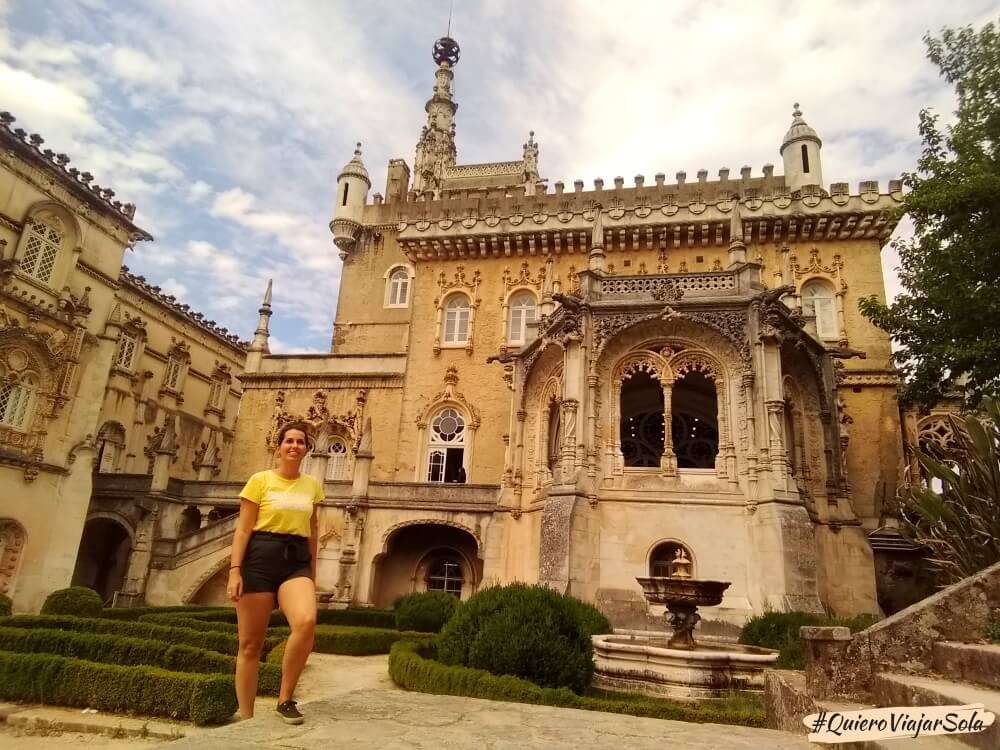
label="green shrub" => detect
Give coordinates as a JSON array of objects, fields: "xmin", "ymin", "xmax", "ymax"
[
  {"xmin": 986, "ymin": 618, "xmax": 1000, "ymax": 644},
  {"xmin": 436, "ymin": 583, "xmax": 600, "ymax": 693},
  {"xmin": 41, "ymin": 587, "xmax": 103, "ymax": 617},
  {"xmin": 388, "ymin": 640, "xmax": 765, "ymax": 727},
  {"xmin": 394, "ymin": 592, "xmax": 459, "ymax": 633},
  {"xmin": 0, "ymin": 594, "xmax": 11, "ymax": 617},
  {"xmin": 1, "ymin": 615, "xmax": 239, "ymax": 656},
  {"xmin": 0, "ymin": 626, "xmax": 280, "ymax": 695},
  {"xmin": 739, "ymin": 611, "xmax": 881, "ymax": 669},
  {"xmin": 0, "ymin": 651, "xmax": 236, "ymax": 725}
]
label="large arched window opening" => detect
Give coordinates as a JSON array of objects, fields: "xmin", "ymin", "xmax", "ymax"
[
  {"xmin": 385, "ymin": 267, "xmax": 410, "ymax": 307},
  {"xmin": 441, "ymin": 294, "xmax": 471, "ymax": 346},
  {"xmin": 801, "ymin": 280, "xmax": 837, "ymax": 341},
  {"xmin": 671, "ymin": 371, "xmax": 718, "ymax": 469},
  {"xmin": 424, "ymin": 550, "xmax": 464, "ymax": 597},
  {"xmin": 71, "ymin": 517, "xmax": 132, "ymax": 605},
  {"xmin": 620, "ymin": 370, "xmax": 665, "ymax": 468},
  {"xmin": 427, "ymin": 407, "xmax": 466, "ymax": 483},
  {"xmin": 649, "ymin": 541, "xmax": 695, "ymax": 578},
  {"xmin": 506, "ymin": 290, "xmax": 537, "ymax": 346},
  {"xmin": 20, "ymin": 217, "xmax": 64, "ymax": 285}
]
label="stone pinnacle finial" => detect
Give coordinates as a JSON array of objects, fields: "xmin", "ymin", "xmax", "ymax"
[
  {"xmin": 793, "ymin": 102, "xmax": 802, "ymax": 118},
  {"xmin": 354, "ymin": 142, "xmax": 362, "ymax": 156},
  {"xmin": 263, "ymin": 278, "xmax": 273, "ymax": 308}
]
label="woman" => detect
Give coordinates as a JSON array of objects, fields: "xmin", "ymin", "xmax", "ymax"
[{"xmin": 227, "ymin": 421, "xmax": 322, "ymax": 724}]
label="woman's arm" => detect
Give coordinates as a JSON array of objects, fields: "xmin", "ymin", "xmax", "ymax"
[
  {"xmin": 309, "ymin": 511, "xmax": 319, "ymax": 580},
  {"xmin": 227, "ymin": 498, "xmax": 259, "ymax": 602}
]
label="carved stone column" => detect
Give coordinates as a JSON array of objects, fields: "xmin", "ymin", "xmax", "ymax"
[
  {"xmin": 742, "ymin": 371, "xmax": 759, "ymax": 503},
  {"xmin": 333, "ymin": 419, "xmax": 373, "ymax": 606},
  {"xmin": 586, "ymin": 373, "xmax": 599, "ymax": 478},
  {"xmin": 766, "ymin": 399, "xmax": 790, "ymax": 490},
  {"xmin": 660, "ymin": 381, "xmax": 677, "ymax": 476},
  {"xmin": 118, "ymin": 504, "xmax": 159, "ymax": 607},
  {"xmin": 717, "ymin": 381, "xmax": 737, "ymax": 486},
  {"xmin": 559, "ymin": 398, "xmax": 579, "ymax": 481}
]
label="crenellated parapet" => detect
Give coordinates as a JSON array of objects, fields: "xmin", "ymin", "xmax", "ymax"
[{"xmin": 376, "ymin": 175, "xmax": 902, "ymax": 262}]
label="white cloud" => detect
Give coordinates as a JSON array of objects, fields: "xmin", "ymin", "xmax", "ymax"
[
  {"xmin": 210, "ymin": 188, "xmax": 301, "ymax": 234},
  {"xmin": 160, "ymin": 277, "xmax": 187, "ymax": 299},
  {"xmin": 187, "ymin": 180, "xmax": 212, "ymax": 203},
  {"xmin": 104, "ymin": 45, "xmax": 183, "ymax": 91}
]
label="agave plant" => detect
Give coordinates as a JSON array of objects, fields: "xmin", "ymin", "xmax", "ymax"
[{"xmin": 898, "ymin": 397, "xmax": 1000, "ymax": 584}]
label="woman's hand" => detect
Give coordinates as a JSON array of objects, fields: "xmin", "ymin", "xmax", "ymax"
[{"xmin": 227, "ymin": 569, "xmax": 243, "ymax": 602}]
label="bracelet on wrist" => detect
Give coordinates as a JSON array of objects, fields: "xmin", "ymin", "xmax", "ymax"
[{"xmin": 230, "ymin": 565, "xmax": 241, "ymax": 570}]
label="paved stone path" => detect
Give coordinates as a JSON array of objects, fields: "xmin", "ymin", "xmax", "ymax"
[{"xmin": 164, "ymin": 654, "xmax": 813, "ymax": 750}]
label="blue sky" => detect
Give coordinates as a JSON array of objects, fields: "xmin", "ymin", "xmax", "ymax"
[{"xmin": 1, "ymin": 1, "xmax": 995, "ymax": 351}]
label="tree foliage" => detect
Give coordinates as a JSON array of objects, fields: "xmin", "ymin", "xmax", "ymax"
[
  {"xmin": 899, "ymin": 398, "xmax": 1000, "ymax": 584},
  {"xmin": 859, "ymin": 20, "xmax": 1000, "ymax": 407}
]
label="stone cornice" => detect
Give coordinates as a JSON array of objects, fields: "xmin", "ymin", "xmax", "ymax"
[
  {"xmin": 0, "ymin": 111, "xmax": 152, "ymax": 241},
  {"xmin": 119, "ymin": 267, "xmax": 248, "ymax": 353},
  {"xmin": 238, "ymin": 373, "xmax": 404, "ymax": 390},
  {"xmin": 77, "ymin": 260, "xmax": 121, "ymax": 290},
  {"xmin": 836, "ymin": 367, "xmax": 899, "ymax": 387}
]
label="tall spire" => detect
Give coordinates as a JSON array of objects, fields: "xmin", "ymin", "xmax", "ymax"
[
  {"xmin": 588, "ymin": 204, "xmax": 606, "ymax": 272},
  {"xmin": 249, "ymin": 279, "xmax": 272, "ymax": 354},
  {"xmin": 413, "ymin": 28, "xmax": 461, "ymax": 196}
]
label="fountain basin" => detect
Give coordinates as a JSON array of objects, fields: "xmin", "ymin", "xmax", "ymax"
[{"xmin": 592, "ymin": 631, "xmax": 778, "ymax": 701}]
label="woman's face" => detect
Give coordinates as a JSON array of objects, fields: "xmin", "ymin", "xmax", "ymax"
[{"xmin": 278, "ymin": 429, "xmax": 309, "ymax": 464}]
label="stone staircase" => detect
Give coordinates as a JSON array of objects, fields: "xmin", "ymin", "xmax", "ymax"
[{"xmin": 766, "ymin": 560, "xmax": 1000, "ymax": 748}]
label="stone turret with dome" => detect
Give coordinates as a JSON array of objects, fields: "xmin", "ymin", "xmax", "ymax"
[
  {"xmin": 780, "ymin": 103, "xmax": 824, "ymax": 194},
  {"xmin": 331, "ymin": 142, "xmax": 371, "ymax": 260}
]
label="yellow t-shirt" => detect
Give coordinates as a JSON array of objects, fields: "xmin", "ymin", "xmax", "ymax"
[{"xmin": 239, "ymin": 470, "xmax": 324, "ymax": 538}]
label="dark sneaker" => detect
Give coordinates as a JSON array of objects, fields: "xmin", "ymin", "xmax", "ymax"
[{"xmin": 276, "ymin": 700, "xmax": 304, "ymax": 725}]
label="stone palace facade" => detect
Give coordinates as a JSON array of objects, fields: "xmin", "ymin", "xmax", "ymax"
[{"xmin": 0, "ymin": 35, "xmax": 951, "ymax": 622}]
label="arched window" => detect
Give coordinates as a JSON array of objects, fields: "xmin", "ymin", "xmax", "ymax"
[
  {"xmin": 96, "ymin": 422, "xmax": 126, "ymax": 473},
  {"xmin": 442, "ymin": 294, "xmax": 471, "ymax": 345},
  {"xmin": 427, "ymin": 407, "xmax": 466, "ymax": 483},
  {"xmin": 20, "ymin": 217, "xmax": 63, "ymax": 284},
  {"xmin": 620, "ymin": 370, "xmax": 664, "ymax": 468},
  {"xmin": 507, "ymin": 290, "xmax": 537, "ymax": 346},
  {"xmin": 425, "ymin": 551, "xmax": 463, "ymax": 596},
  {"xmin": 671, "ymin": 371, "xmax": 719, "ymax": 469},
  {"xmin": 327, "ymin": 438, "xmax": 348, "ymax": 480},
  {"xmin": 801, "ymin": 280, "xmax": 837, "ymax": 340},
  {"xmin": 0, "ymin": 375, "xmax": 36, "ymax": 431},
  {"xmin": 649, "ymin": 541, "xmax": 694, "ymax": 578},
  {"xmin": 386, "ymin": 267, "xmax": 410, "ymax": 307}
]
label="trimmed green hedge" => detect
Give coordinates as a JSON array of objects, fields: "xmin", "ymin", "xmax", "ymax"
[
  {"xmin": 388, "ymin": 640, "xmax": 765, "ymax": 727},
  {"xmin": 0, "ymin": 615, "xmax": 240, "ymax": 656},
  {"xmin": 41, "ymin": 587, "xmax": 103, "ymax": 617},
  {"xmin": 986, "ymin": 617, "xmax": 1000, "ymax": 644},
  {"xmin": 0, "ymin": 594, "xmax": 11, "ymax": 618},
  {"xmin": 739, "ymin": 611, "xmax": 881, "ymax": 669},
  {"xmin": 0, "ymin": 626, "xmax": 280, "ymax": 695},
  {"xmin": 99, "ymin": 605, "xmax": 230, "ymax": 621},
  {"xmin": 176, "ymin": 606, "xmax": 396, "ymax": 629},
  {"xmin": 0, "ymin": 651, "xmax": 235, "ymax": 725},
  {"xmin": 267, "ymin": 625, "xmax": 434, "ymax": 664},
  {"xmin": 394, "ymin": 592, "xmax": 458, "ymax": 633}
]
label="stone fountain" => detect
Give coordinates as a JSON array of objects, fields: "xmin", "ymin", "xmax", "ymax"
[{"xmin": 592, "ymin": 552, "xmax": 778, "ymax": 700}]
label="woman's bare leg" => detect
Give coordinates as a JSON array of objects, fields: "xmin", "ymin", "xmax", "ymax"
[
  {"xmin": 235, "ymin": 592, "xmax": 275, "ymax": 718},
  {"xmin": 276, "ymin": 575, "xmax": 317, "ymax": 702}
]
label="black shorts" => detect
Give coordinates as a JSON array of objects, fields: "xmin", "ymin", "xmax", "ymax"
[{"xmin": 242, "ymin": 531, "xmax": 312, "ymax": 595}]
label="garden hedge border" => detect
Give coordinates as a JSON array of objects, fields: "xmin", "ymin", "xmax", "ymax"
[
  {"xmin": 0, "ymin": 651, "xmax": 236, "ymax": 725},
  {"xmin": 98, "ymin": 605, "xmax": 231, "ymax": 621},
  {"xmin": 0, "ymin": 626, "xmax": 280, "ymax": 695},
  {"xmin": 267, "ymin": 626, "xmax": 433, "ymax": 664},
  {"xmin": 388, "ymin": 640, "xmax": 765, "ymax": 728},
  {"xmin": 0, "ymin": 615, "xmax": 240, "ymax": 656},
  {"xmin": 180, "ymin": 607, "xmax": 397, "ymax": 629}
]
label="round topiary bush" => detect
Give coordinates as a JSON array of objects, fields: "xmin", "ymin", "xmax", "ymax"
[
  {"xmin": 0, "ymin": 593, "xmax": 11, "ymax": 617},
  {"xmin": 394, "ymin": 591, "xmax": 459, "ymax": 633},
  {"xmin": 40, "ymin": 587, "xmax": 103, "ymax": 617},
  {"xmin": 436, "ymin": 583, "xmax": 611, "ymax": 693}
]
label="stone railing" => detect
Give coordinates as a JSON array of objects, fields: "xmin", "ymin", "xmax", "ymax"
[
  {"xmin": 598, "ymin": 272, "xmax": 738, "ymax": 301},
  {"xmin": 92, "ymin": 472, "xmax": 153, "ymax": 494}
]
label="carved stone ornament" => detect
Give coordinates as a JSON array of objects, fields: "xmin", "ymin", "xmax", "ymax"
[
  {"xmin": 415, "ymin": 365, "xmax": 482, "ymax": 430},
  {"xmin": 266, "ymin": 389, "xmax": 364, "ymax": 452}
]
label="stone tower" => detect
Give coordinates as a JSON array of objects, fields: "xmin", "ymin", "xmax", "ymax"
[{"xmin": 780, "ymin": 103, "xmax": 823, "ymax": 193}]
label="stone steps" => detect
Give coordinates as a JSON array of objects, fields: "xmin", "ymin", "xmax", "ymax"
[
  {"xmin": 873, "ymin": 672, "xmax": 1000, "ymax": 750},
  {"xmin": 932, "ymin": 642, "xmax": 1000, "ymax": 690}
]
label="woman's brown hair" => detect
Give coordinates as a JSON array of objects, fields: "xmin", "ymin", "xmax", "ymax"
[{"xmin": 275, "ymin": 421, "xmax": 313, "ymax": 451}]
